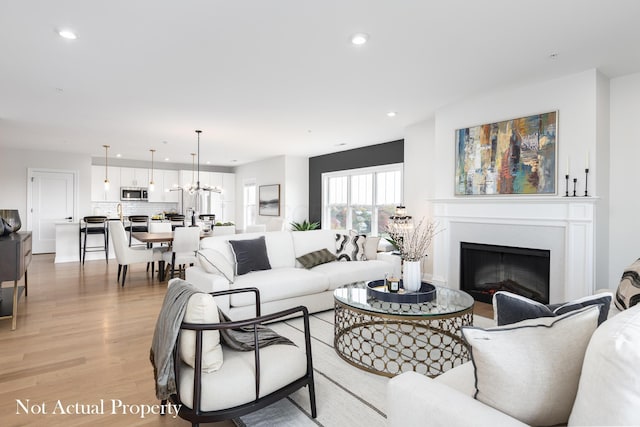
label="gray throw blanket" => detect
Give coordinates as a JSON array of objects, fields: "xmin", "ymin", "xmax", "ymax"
[
  {"xmin": 150, "ymin": 279, "xmax": 295, "ymax": 401},
  {"xmin": 150, "ymin": 279, "xmax": 201, "ymax": 400}
]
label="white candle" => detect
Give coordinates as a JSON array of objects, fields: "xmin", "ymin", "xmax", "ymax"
[
  {"xmin": 586, "ymin": 152, "xmax": 589, "ymax": 169},
  {"xmin": 566, "ymin": 158, "xmax": 570, "ymax": 176}
]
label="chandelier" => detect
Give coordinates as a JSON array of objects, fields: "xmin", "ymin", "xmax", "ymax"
[{"xmin": 183, "ymin": 129, "xmax": 222, "ymax": 195}]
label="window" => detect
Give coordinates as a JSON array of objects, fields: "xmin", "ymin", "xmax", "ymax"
[
  {"xmin": 322, "ymin": 164, "xmax": 402, "ymax": 236},
  {"xmin": 243, "ymin": 181, "xmax": 257, "ymax": 227}
]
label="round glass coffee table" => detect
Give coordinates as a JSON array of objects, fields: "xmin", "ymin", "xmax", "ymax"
[{"xmin": 334, "ymin": 282, "xmax": 474, "ymax": 377}]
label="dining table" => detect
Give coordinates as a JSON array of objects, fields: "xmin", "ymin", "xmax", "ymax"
[{"xmin": 131, "ymin": 230, "xmax": 208, "ymax": 281}]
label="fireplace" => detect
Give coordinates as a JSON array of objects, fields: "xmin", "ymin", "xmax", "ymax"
[{"xmin": 460, "ymin": 242, "xmax": 550, "ymax": 304}]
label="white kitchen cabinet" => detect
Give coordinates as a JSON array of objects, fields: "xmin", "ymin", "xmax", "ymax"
[
  {"xmin": 148, "ymin": 169, "xmax": 181, "ymax": 203},
  {"xmin": 120, "ymin": 167, "xmax": 149, "ymax": 188},
  {"xmin": 91, "ymin": 165, "xmax": 121, "ymax": 201},
  {"xmin": 222, "ymin": 201, "xmax": 235, "ymax": 223},
  {"xmin": 209, "ymin": 172, "xmax": 223, "ymax": 189},
  {"xmin": 222, "ymin": 173, "xmax": 235, "ymax": 201}
]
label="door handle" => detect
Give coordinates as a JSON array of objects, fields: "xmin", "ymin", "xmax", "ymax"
[{"xmin": 65, "ymin": 216, "xmax": 73, "ymax": 221}]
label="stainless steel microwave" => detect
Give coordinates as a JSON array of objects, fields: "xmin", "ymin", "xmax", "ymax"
[{"xmin": 120, "ymin": 187, "xmax": 148, "ymax": 201}]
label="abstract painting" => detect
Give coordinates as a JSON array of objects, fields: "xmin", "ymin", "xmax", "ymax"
[
  {"xmin": 455, "ymin": 111, "xmax": 557, "ymax": 195},
  {"xmin": 259, "ymin": 184, "xmax": 280, "ymax": 216}
]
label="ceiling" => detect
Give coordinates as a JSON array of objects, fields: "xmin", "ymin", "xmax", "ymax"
[{"xmin": 1, "ymin": 0, "xmax": 639, "ymax": 166}]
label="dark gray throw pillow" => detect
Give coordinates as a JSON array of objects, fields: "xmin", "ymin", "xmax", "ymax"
[
  {"xmin": 493, "ymin": 291, "xmax": 611, "ymax": 326},
  {"xmin": 297, "ymin": 248, "xmax": 336, "ymax": 269},
  {"xmin": 228, "ymin": 236, "xmax": 271, "ymax": 276}
]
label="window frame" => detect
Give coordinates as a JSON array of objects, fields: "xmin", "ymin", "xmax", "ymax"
[
  {"xmin": 243, "ymin": 180, "xmax": 257, "ymax": 228},
  {"xmin": 321, "ymin": 163, "xmax": 403, "ymax": 236}
]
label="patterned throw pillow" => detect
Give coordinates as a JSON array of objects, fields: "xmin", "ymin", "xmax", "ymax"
[
  {"xmin": 296, "ymin": 248, "xmax": 337, "ymax": 269},
  {"xmin": 615, "ymin": 258, "xmax": 640, "ymax": 310},
  {"xmin": 335, "ymin": 233, "xmax": 366, "ymax": 261}
]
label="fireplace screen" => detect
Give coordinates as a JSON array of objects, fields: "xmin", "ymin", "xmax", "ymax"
[{"xmin": 460, "ymin": 242, "xmax": 550, "ymax": 304}]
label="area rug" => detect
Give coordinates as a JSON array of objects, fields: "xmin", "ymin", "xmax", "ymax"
[{"xmin": 233, "ymin": 310, "xmax": 493, "ymax": 427}]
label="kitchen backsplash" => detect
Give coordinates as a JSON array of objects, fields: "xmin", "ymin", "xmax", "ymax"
[{"xmin": 90, "ymin": 201, "xmax": 179, "ymax": 219}]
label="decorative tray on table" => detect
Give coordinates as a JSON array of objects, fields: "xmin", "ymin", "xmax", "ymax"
[{"xmin": 366, "ymin": 280, "xmax": 436, "ymax": 304}]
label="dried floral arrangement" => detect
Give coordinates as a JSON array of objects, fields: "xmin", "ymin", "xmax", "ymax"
[{"xmin": 386, "ymin": 218, "xmax": 441, "ymax": 261}]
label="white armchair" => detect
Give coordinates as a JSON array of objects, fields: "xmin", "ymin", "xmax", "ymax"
[{"xmin": 109, "ymin": 221, "xmax": 164, "ymax": 286}]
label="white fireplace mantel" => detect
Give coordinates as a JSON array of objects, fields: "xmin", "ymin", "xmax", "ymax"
[{"xmin": 430, "ymin": 197, "xmax": 598, "ymax": 303}]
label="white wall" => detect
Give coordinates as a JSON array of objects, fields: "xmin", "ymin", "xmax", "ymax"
[
  {"xmin": 609, "ymin": 71, "xmax": 640, "ymax": 286},
  {"xmin": 233, "ymin": 156, "xmax": 286, "ymax": 231},
  {"xmin": 0, "ymin": 147, "xmax": 93, "ymax": 227},
  {"xmin": 403, "ymin": 69, "xmax": 614, "ymax": 287},
  {"xmin": 284, "ymin": 156, "xmax": 309, "ymax": 227}
]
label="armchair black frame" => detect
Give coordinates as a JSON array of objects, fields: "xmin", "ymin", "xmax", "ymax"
[{"xmin": 164, "ymin": 288, "xmax": 316, "ymax": 427}]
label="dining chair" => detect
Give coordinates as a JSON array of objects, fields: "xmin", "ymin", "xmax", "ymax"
[
  {"xmin": 125, "ymin": 215, "xmax": 149, "ymax": 247},
  {"xmin": 167, "ymin": 214, "xmax": 186, "ymax": 230},
  {"xmin": 109, "ymin": 221, "xmax": 165, "ymax": 286},
  {"xmin": 79, "ymin": 216, "xmax": 109, "ymax": 265},
  {"xmin": 163, "ymin": 226, "xmax": 200, "ymax": 279}
]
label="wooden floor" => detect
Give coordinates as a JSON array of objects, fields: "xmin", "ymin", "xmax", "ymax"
[{"xmin": 0, "ymin": 254, "xmax": 493, "ymax": 427}]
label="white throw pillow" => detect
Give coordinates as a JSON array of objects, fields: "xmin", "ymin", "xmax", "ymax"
[
  {"xmin": 197, "ymin": 248, "xmax": 234, "ymax": 282},
  {"xmin": 364, "ymin": 236, "xmax": 380, "ymax": 260},
  {"xmin": 179, "ymin": 293, "xmax": 224, "ymax": 373},
  {"xmin": 568, "ymin": 304, "xmax": 640, "ymax": 426},
  {"xmin": 462, "ymin": 305, "xmax": 599, "ymax": 426}
]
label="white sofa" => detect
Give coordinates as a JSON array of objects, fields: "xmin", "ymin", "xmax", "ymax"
[
  {"xmin": 387, "ymin": 302, "xmax": 640, "ymax": 427},
  {"xmin": 186, "ymin": 230, "xmax": 401, "ymax": 320}
]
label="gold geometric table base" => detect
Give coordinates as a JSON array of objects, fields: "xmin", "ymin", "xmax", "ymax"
[{"xmin": 334, "ymin": 301, "xmax": 473, "ymax": 378}]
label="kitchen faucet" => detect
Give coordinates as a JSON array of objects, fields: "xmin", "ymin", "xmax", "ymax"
[{"xmin": 116, "ymin": 203, "xmax": 123, "ymax": 221}]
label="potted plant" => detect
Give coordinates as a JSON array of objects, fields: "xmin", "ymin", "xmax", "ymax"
[{"xmin": 290, "ymin": 220, "xmax": 320, "ymax": 231}]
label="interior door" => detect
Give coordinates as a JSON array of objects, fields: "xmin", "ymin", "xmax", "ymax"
[{"xmin": 30, "ymin": 170, "xmax": 75, "ymax": 254}]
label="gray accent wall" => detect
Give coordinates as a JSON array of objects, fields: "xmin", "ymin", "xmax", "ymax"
[{"xmin": 308, "ymin": 140, "xmax": 404, "ymax": 225}]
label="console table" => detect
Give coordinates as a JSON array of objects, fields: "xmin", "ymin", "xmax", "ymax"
[{"xmin": 0, "ymin": 232, "xmax": 32, "ymax": 330}]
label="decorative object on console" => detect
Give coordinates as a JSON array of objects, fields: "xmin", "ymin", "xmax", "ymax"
[
  {"xmin": 564, "ymin": 174, "xmax": 569, "ymax": 197},
  {"xmin": 584, "ymin": 168, "xmax": 589, "ymax": 196},
  {"xmin": 492, "ymin": 291, "xmax": 612, "ymax": 326},
  {"xmin": 0, "ymin": 209, "xmax": 21, "ymax": 236},
  {"xmin": 259, "ymin": 184, "xmax": 281, "ymax": 216},
  {"xmin": 335, "ymin": 233, "xmax": 366, "ymax": 261},
  {"xmin": 455, "ymin": 111, "xmax": 557, "ymax": 195},
  {"xmin": 228, "ymin": 236, "xmax": 272, "ymax": 275},
  {"xmin": 462, "ymin": 305, "xmax": 600, "ymax": 426},
  {"xmin": 573, "ymin": 177, "xmax": 577, "ymax": 196},
  {"xmin": 614, "ymin": 258, "xmax": 640, "ymax": 310}
]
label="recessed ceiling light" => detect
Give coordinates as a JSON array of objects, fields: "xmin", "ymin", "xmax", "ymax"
[
  {"xmin": 162, "ymin": 140, "xmax": 168, "ymax": 145},
  {"xmin": 58, "ymin": 29, "xmax": 77, "ymax": 40},
  {"xmin": 231, "ymin": 160, "xmax": 238, "ymax": 163},
  {"xmin": 164, "ymin": 158, "xmax": 170, "ymax": 161},
  {"xmin": 387, "ymin": 111, "xmax": 397, "ymax": 117},
  {"xmin": 351, "ymin": 33, "xmax": 369, "ymax": 45},
  {"xmin": 116, "ymin": 153, "xmax": 122, "ymax": 158},
  {"xmin": 335, "ymin": 142, "xmax": 347, "ymax": 147},
  {"xmin": 206, "ymin": 161, "xmax": 211, "ymax": 165},
  {"xmin": 549, "ymin": 52, "xmax": 559, "ymax": 60}
]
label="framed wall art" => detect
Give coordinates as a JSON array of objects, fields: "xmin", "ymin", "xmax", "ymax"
[
  {"xmin": 259, "ymin": 184, "xmax": 281, "ymax": 216},
  {"xmin": 455, "ymin": 111, "xmax": 557, "ymax": 196}
]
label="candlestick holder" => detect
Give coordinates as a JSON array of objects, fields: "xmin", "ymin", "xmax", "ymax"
[
  {"xmin": 564, "ymin": 174, "xmax": 569, "ymax": 197},
  {"xmin": 584, "ymin": 168, "xmax": 589, "ymax": 197},
  {"xmin": 572, "ymin": 178, "xmax": 577, "ymax": 197}
]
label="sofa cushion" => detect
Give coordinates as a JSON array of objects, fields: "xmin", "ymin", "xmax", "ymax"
[
  {"xmin": 568, "ymin": 304, "xmax": 640, "ymax": 426},
  {"xmin": 296, "ymin": 248, "xmax": 337, "ymax": 269},
  {"xmin": 197, "ymin": 248, "xmax": 234, "ymax": 282},
  {"xmin": 335, "ymin": 233, "xmax": 366, "ymax": 261},
  {"xmin": 229, "ymin": 268, "xmax": 329, "ymax": 307},
  {"xmin": 291, "ymin": 230, "xmax": 337, "ymax": 267},
  {"xmin": 180, "ymin": 292, "xmax": 224, "ymax": 373},
  {"xmin": 200, "ymin": 231, "xmax": 295, "ymax": 270},
  {"xmin": 493, "ymin": 291, "xmax": 611, "ymax": 326},
  {"xmin": 364, "ymin": 236, "xmax": 380, "ymax": 260},
  {"xmin": 311, "ymin": 259, "xmax": 390, "ymax": 290},
  {"xmin": 228, "ymin": 236, "xmax": 272, "ymax": 276},
  {"xmin": 614, "ymin": 258, "xmax": 640, "ymax": 310},
  {"xmin": 178, "ymin": 342, "xmax": 307, "ymax": 411},
  {"xmin": 462, "ymin": 305, "xmax": 599, "ymax": 427}
]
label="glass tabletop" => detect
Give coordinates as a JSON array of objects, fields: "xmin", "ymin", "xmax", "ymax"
[{"xmin": 334, "ymin": 282, "xmax": 474, "ymax": 317}]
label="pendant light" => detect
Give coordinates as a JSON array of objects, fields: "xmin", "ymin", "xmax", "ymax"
[
  {"xmin": 183, "ymin": 130, "xmax": 221, "ymax": 195},
  {"xmin": 149, "ymin": 149, "xmax": 156, "ymax": 192},
  {"xmin": 103, "ymin": 145, "xmax": 110, "ymax": 191}
]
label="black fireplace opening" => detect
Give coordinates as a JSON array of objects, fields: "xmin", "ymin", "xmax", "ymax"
[{"xmin": 460, "ymin": 242, "xmax": 550, "ymax": 304}]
